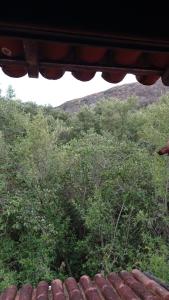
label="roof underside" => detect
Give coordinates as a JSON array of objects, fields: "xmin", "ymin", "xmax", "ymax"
[
  {"xmin": 1, "ymin": 269, "xmax": 169, "ymax": 300},
  {"xmin": 1, "ymin": 8, "xmax": 169, "ymax": 85}
]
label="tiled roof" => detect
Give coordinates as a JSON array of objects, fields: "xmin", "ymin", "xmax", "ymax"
[
  {"xmin": 1, "ymin": 5, "xmax": 169, "ymax": 86},
  {"xmin": 1, "ymin": 10, "xmax": 169, "ymax": 87},
  {"xmin": 1, "ymin": 34, "xmax": 169, "ymax": 86},
  {"xmin": 1, "ymin": 269, "xmax": 169, "ymax": 300}
]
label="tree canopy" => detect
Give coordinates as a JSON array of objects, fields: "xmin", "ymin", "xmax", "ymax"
[{"xmin": 1, "ymin": 94, "xmax": 169, "ymax": 290}]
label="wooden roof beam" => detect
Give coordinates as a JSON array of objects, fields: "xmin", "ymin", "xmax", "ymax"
[{"xmin": 23, "ymin": 40, "xmax": 39, "ymax": 78}]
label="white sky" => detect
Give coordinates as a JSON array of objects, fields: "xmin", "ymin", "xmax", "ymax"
[{"xmin": 0, "ymin": 69, "xmax": 136, "ymax": 107}]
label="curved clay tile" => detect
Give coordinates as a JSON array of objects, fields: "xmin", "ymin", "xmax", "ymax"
[
  {"xmin": 65, "ymin": 277, "xmax": 82, "ymax": 299},
  {"xmin": 40, "ymin": 67, "xmax": 65, "ymax": 79},
  {"xmin": 36, "ymin": 281, "xmax": 48, "ymax": 300},
  {"xmin": 132, "ymin": 269, "xmax": 169, "ymax": 299},
  {"xmin": 79, "ymin": 275, "xmax": 93, "ymax": 291},
  {"xmin": 102, "ymin": 71, "xmax": 126, "ymax": 83},
  {"xmin": 94, "ymin": 274, "xmax": 120, "ymax": 300},
  {"xmin": 2, "ymin": 286, "xmax": 17, "ymax": 300},
  {"xmin": 77, "ymin": 46, "xmax": 106, "ymax": 63},
  {"xmin": 108, "ymin": 272, "xmax": 140, "ymax": 300},
  {"xmin": 136, "ymin": 74, "xmax": 159, "ymax": 85},
  {"xmin": 40, "ymin": 42, "xmax": 70, "ymax": 60},
  {"xmin": 0, "ymin": 38, "xmax": 23, "ymax": 57},
  {"xmin": 72, "ymin": 70, "xmax": 95, "ymax": 81},
  {"xmin": 120, "ymin": 271, "xmax": 158, "ymax": 300},
  {"xmin": 147, "ymin": 53, "xmax": 169, "ymax": 68},
  {"xmin": 157, "ymin": 141, "xmax": 169, "ymax": 155},
  {"xmin": 2, "ymin": 65, "xmax": 27, "ymax": 77},
  {"xmin": 113, "ymin": 49, "xmax": 141, "ymax": 65},
  {"xmin": 51, "ymin": 279, "xmax": 65, "ymax": 300},
  {"xmin": 79, "ymin": 275, "xmax": 101, "ymax": 300},
  {"xmin": 19, "ymin": 284, "xmax": 33, "ymax": 300},
  {"xmin": 1, "ymin": 269, "xmax": 169, "ymax": 300}
]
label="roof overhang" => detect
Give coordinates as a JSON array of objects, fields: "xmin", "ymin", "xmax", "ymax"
[{"xmin": 0, "ymin": 7, "xmax": 169, "ymax": 85}]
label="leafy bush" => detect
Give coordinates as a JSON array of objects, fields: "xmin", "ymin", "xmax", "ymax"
[{"xmin": 1, "ymin": 95, "xmax": 169, "ymax": 290}]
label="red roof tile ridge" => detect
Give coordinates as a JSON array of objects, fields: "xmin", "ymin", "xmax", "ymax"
[
  {"xmin": 51, "ymin": 279, "xmax": 65, "ymax": 300},
  {"xmin": 119, "ymin": 270, "xmax": 160, "ymax": 299},
  {"xmin": 0, "ymin": 37, "xmax": 168, "ymax": 85},
  {"xmin": 65, "ymin": 277, "xmax": 83, "ymax": 299},
  {"xmin": 1, "ymin": 269, "xmax": 169, "ymax": 300},
  {"xmin": 1, "ymin": 285, "xmax": 17, "ymax": 300},
  {"xmin": 36, "ymin": 281, "xmax": 48, "ymax": 300},
  {"xmin": 94, "ymin": 273, "xmax": 120, "ymax": 300},
  {"xmin": 132, "ymin": 269, "xmax": 169, "ymax": 300},
  {"xmin": 107, "ymin": 272, "xmax": 140, "ymax": 300},
  {"xmin": 79, "ymin": 274, "xmax": 102, "ymax": 300},
  {"xmin": 19, "ymin": 284, "xmax": 33, "ymax": 300}
]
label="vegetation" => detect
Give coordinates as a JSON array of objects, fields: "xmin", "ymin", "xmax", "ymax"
[{"xmin": 1, "ymin": 92, "xmax": 169, "ymax": 290}]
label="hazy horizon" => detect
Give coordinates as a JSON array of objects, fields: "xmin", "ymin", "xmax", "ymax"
[{"xmin": 0, "ymin": 70, "xmax": 136, "ymax": 107}]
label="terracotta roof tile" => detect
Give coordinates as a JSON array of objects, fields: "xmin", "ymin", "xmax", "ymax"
[
  {"xmin": 119, "ymin": 271, "xmax": 160, "ymax": 299},
  {"xmin": 19, "ymin": 284, "xmax": 33, "ymax": 300},
  {"xmin": 36, "ymin": 282, "xmax": 48, "ymax": 300},
  {"xmin": 1, "ymin": 285, "xmax": 17, "ymax": 300},
  {"xmin": 80, "ymin": 275, "xmax": 102, "ymax": 300},
  {"xmin": 108, "ymin": 272, "xmax": 140, "ymax": 300},
  {"xmin": 1, "ymin": 269, "xmax": 169, "ymax": 300},
  {"xmin": 0, "ymin": 36, "xmax": 169, "ymax": 85},
  {"xmin": 132, "ymin": 269, "xmax": 169, "ymax": 300},
  {"xmin": 51, "ymin": 279, "xmax": 65, "ymax": 300}
]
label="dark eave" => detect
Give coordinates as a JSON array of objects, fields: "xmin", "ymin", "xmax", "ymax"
[{"xmin": 0, "ymin": 7, "xmax": 169, "ymax": 85}]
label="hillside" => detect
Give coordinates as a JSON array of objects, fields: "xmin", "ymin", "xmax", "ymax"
[{"xmin": 57, "ymin": 79, "xmax": 169, "ymax": 113}]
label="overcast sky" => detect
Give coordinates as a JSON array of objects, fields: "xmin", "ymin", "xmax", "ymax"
[{"xmin": 0, "ymin": 70, "xmax": 136, "ymax": 107}]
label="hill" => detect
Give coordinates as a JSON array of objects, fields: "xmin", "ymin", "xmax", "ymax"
[{"xmin": 57, "ymin": 79, "xmax": 169, "ymax": 113}]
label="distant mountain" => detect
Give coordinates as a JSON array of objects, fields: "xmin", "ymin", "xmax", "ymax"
[{"xmin": 57, "ymin": 80, "xmax": 169, "ymax": 113}]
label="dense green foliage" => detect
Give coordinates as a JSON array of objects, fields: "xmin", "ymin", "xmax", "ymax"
[{"xmin": 1, "ymin": 94, "xmax": 169, "ymax": 290}]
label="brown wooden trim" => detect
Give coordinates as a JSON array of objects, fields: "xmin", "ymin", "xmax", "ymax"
[
  {"xmin": 23, "ymin": 40, "xmax": 39, "ymax": 78},
  {"xmin": 0, "ymin": 58, "xmax": 163, "ymax": 76},
  {"xmin": 1, "ymin": 22, "xmax": 169, "ymax": 53}
]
